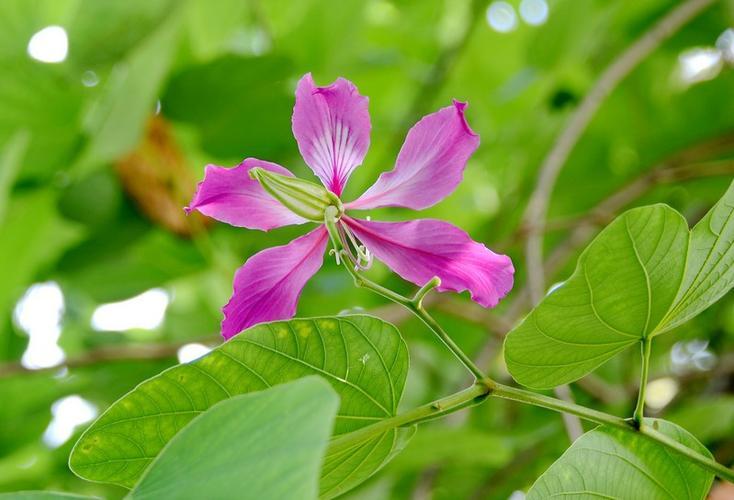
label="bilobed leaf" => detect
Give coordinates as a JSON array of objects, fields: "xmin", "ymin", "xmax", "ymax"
[
  {"xmin": 661, "ymin": 181, "xmax": 734, "ymax": 331},
  {"xmin": 129, "ymin": 377, "xmax": 338, "ymax": 500},
  {"xmin": 505, "ymin": 204, "xmax": 688, "ymax": 389},
  {"xmin": 505, "ymin": 180, "xmax": 734, "ymax": 389},
  {"xmin": 69, "ymin": 315, "xmax": 409, "ymax": 495},
  {"xmin": 528, "ymin": 419, "xmax": 714, "ymax": 500}
]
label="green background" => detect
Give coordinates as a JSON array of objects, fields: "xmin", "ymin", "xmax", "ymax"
[{"xmin": 1, "ymin": 0, "xmax": 733, "ymax": 498}]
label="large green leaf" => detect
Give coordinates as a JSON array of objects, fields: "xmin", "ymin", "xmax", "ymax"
[
  {"xmin": 527, "ymin": 419, "xmax": 714, "ymax": 499},
  {"xmin": 661, "ymin": 180, "xmax": 734, "ymax": 331},
  {"xmin": 69, "ymin": 315, "xmax": 409, "ymax": 494},
  {"xmin": 505, "ymin": 204, "xmax": 688, "ymax": 388},
  {"xmin": 505, "ymin": 181, "xmax": 734, "ymax": 389},
  {"xmin": 129, "ymin": 377, "xmax": 338, "ymax": 500}
]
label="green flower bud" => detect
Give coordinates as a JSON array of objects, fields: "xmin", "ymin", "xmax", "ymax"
[{"xmin": 249, "ymin": 167, "xmax": 343, "ymax": 222}]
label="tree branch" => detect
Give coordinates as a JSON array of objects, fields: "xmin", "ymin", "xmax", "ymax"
[{"xmin": 523, "ymin": 0, "xmax": 716, "ymax": 305}]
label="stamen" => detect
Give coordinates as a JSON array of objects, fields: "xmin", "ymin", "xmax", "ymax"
[
  {"xmin": 328, "ymin": 248, "xmax": 342, "ymax": 266},
  {"xmin": 337, "ymin": 221, "xmax": 373, "ymax": 271}
]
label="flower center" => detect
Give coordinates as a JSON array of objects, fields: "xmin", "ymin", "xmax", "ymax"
[
  {"xmin": 337, "ymin": 220, "xmax": 373, "ymax": 270},
  {"xmin": 250, "ymin": 167, "xmax": 344, "ymax": 222}
]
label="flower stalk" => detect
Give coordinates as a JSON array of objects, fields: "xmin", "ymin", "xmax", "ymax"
[
  {"xmin": 324, "ymin": 207, "xmax": 487, "ymax": 380},
  {"xmin": 325, "ymin": 206, "xmax": 734, "ymax": 482}
]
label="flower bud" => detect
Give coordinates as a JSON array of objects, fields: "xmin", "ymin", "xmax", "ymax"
[{"xmin": 249, "ymin": 167, "xmax": 343, "ymax": 222}]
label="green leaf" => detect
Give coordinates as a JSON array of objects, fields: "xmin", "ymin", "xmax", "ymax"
[
  {"xmin": 0, "ymin": 190, "xmax": 83, "ymax": 358},
  {"xmin": 161, "ymin": 55, "xmax": 294, "ymax": 159},
  {"xmin": 67, "ymin": 0, "xmax": 176, "ymax": 68},
  {"xmin": 505, "ymin": 181, "xmax": 734, "ymax": 389},
  {"xmin": 73, "ymin": 6, "xmax": 183, "ymax": 175},
  {"xmin": 320, "ymin": 426, "xmax": 415, "ymax": 499},
  {"xmin": 69, "ymin": 315, "xmax": 409, "ymax": 494},
  {"xmin": 0, "ymin": 131, "xmax": 30, "ymax": 223},
  {"xmin": 184, "ymin": 0, "xmax": 247, "ymax": 60},
  {"xmin": 661, "ymin": 181, "xmax": 734, "ymax": 331},
  {"xmin": 129, "ymin": 377, "xmax": 338, "ymax": 500},
  {"xmin": 0, "ymin": 62, "xmax": 84, "ymax": 179},
  {"xmin": 389, "ymin": 427, "xmax": 513, "ymax": 470},
  {"xmin": 668, "ymin": 396, "xmax": 734, "ymax": 444},
  {"xmin": 527, "ymin": 419, "xmax": 714, "ymax": 500},
  {"xmin": 504, "ymin": 204, "xmax": 689, "ymax": 389}
]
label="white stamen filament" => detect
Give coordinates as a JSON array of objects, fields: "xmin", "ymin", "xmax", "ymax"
[{"xmin": 337, "ymin": 221, "xmax": 373, "ymax": 271}]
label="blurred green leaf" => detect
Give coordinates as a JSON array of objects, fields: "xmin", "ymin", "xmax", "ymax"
[
  {"xmin": 161, "ymin": 55, "xmax": 294, "ymax": 159},
  {"xmin": 57, "ymin": 171, "xmax": 123, "ymax": 228},
  {"xmin": 74, "ymin": 7, "xmax": 183, "ymax": 175},
  {"xmin": 70, "ymin": 316, "xmax": 408, "ymax": 493},
  {"xmin": 57, "ymin": 228, "xmax": 205, "ymax": 303},
  {"xmin": 389, "ymin": 427, "xmax": 512, "ymax": 470},
  {"xmin": 0, "ymin": 131, "xmax": 30, "ymax": 223},
  {"xmin": 184, "ymin": 0, "xmax": 247, "ymax": 60},
  {"xmin": 528, "ymin": 419, "xmax": 713, "ymax": 499},
  {"xmin": 0, "ymin": 492, "xmax": 97, "ymax": 499},
  {"xmin": 67, "ymin": 0, "xmax": 175, "ymax": 68},
  {"xmin": 668, "ymin": 396, "xmax": 734, "ymax": 444},
  {"xmin": 0, "ymin": 190, "xmax": 83, "ymax": 357},
  {"xmin": 0, "ymin": 63, "xmax": 84, "ymax": 179},
  {"xmin": 129, "ymin": 377, "xmax": 338, "ymax": 500}
]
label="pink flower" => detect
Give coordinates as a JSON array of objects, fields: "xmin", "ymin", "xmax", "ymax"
[{"xmin": 187, "ymin": 74, "xmax": 514, "ymax": 340}]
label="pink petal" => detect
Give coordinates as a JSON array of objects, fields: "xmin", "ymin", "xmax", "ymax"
[
  {"xmin": 344, "ymin": 217, "xmax": 513, "ymax": 308},
  {"xmin": 292, "ymin": 73, "xmax": 370, "ymax": 196},
  {"xmin": 348, "ymin": 101, "xmax": 479, "ymax": 210},
  {"xmin": 222, "ymin": 226, "xmax": 328, "ymax": 339},
  {"xmin": 186, "ymin": 159, "xmax": 307, "ymax": 231}
]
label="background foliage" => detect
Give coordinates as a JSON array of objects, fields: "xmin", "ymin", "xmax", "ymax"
[{"xmin": 1, "ymin": 0, "xmax": 733, "ymax": 498}]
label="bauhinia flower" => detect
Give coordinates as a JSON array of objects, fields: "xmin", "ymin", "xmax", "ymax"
[{"xmin": 186, "ymin": 74, "xmax": 514, "ymax": 340}]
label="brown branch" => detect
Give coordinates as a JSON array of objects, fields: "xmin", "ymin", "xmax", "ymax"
[
  {"xmin": 0, "ymin": 336, "xmax": 217, "ymax": 379},
  {"xmin": 0, "ymin": 302, "xmax": 421, "ymax": 379},
  {"xmin": 522, "ymin": 0, "xmax": 716, "ymax": 305}
]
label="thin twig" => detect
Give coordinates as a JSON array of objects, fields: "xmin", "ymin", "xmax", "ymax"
[
  {"xmin": 518, "ymin": 0, "xmax": 715, "ymax": 440},
  {"xmin": 523, "ymin": 0, "xmax": 716, "ymax": 304}
]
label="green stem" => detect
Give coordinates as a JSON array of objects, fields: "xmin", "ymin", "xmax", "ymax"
[
  {"xmin": 492, "ymin": 382, "xmax": 734, "ymax": 483},
  {"xmin": 323, "ymin": 207, "xmax": 734, "ymax": 483},
  {"xmin": 633, "ymin": 336, "xmax": 652, "ymax": 426},
  {"xmin": 324, "ymin": 208, "xmax": 486, "ymax": 380},
  {"xmin": 328, "ymin": 383, "xmax": 490, "ymax": 455},
  {"xmin": 408, "ymin": 301, "xmax": 487, "ymax": 380}
]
